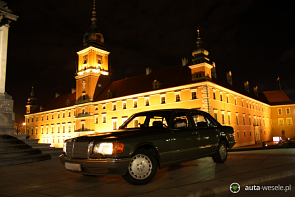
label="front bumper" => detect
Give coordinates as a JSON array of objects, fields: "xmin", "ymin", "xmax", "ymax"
[{"xmin": 59, "ymin": 154, "xmax": 130, "ymax": 176}]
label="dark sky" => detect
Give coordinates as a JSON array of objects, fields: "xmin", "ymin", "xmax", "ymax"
[{"xmin": 5, "ymin": 0, "xmax": 295, "ymax": 121}]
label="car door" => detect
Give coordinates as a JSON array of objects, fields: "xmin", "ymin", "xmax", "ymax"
[
  {"xmin": 191, "ymin": 112, "xmax": 219, "ymax": 156},
  {"xmin": 171, "ymin": 111, "xmax": 199, "ymax": 161}
]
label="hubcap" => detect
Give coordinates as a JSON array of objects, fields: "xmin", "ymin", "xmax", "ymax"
[
  {"xmin": 219, "ymin": 144, "xmax": 227, "ymax": 160},
  {"xmin": 128, "ymin": 154, "xmax": 152, "ymax": 180}
]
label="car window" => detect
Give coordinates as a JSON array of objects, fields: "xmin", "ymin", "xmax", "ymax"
[
  {"xmin": 173, "ymin": 112, "xmax": 190, "ymax": 128},
  {"xmin": 191, "ymin": 113, "xmax": 217, "ymax": 128},
  {"xmin": 120, "ymin": 111, "xmax": 171, "ymax": 129}
]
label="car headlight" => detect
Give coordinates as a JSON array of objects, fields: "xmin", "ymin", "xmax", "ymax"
[
  {"xmin": 93, "ymin": 142, "xmax": 124, "ymax": 155},
  {"xmin": 63, "ymin": 141, "xmax": 67, "ymax": 153}
]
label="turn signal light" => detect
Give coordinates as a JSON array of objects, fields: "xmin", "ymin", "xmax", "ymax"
[{"xmin": 113, "ymin": 142, "xmax": 124, "ymax": 154}]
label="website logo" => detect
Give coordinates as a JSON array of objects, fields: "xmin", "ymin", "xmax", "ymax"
[{"xmin": 230, "ymin": 182, "xmax": 241, "ymax": 193}]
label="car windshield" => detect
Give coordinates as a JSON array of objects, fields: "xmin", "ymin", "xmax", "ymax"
[{"xmin": 119, "ymin": 111, "xmax": 171, "ymax": 129}]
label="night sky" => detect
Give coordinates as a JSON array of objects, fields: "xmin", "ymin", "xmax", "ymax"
[{"xmin": 5, "ymin": 0, "xmax": 295, "ymax": 121}]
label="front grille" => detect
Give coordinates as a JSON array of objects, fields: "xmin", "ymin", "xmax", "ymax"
[{"xmin": 66, "ymin": 141, "xmax": 90, "ymax": 158}]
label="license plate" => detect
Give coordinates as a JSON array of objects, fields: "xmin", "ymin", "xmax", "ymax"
[{"xmin": 65, "ymin": 162, "xmax": 82, "ymax": 171}]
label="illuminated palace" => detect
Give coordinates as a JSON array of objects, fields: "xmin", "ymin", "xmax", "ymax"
[{"xmin": 24, "ymin": 3, "xmax": 295, "ymax": 148}]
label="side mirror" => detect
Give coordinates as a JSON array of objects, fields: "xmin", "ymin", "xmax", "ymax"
[{"xmin": 197, "ymin": 122, "xmax": 208, "ymax": 128}]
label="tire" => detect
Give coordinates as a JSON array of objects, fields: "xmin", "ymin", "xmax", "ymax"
[
  {"xmin": 212, "ymin": 141, "xmax": 227, "ymax": 163},
  {"xmin": 123, "ymin": 148, "xmax": 158, "ymax": 185}
]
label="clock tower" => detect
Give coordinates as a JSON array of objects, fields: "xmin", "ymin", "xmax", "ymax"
[{"xmin": 75, "ymin": 0, "xmax": 110, "ymax": 103}]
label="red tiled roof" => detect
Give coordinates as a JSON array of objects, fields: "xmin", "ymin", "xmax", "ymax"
[
  {"xmin": 32, "ymin": 92, "xmax": 76, "ymax": 113},
  {"xmin": 263, "ymin": 90, "xmax": 294, "ymax": 105}
]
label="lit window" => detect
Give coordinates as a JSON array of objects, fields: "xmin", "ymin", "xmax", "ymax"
[
  {"xmin": 249, "ymin": 130, "xmax": 252, "ymax": 136},
  {"xmin": 113, "ymin": 102, "xmax": 116, "ymax": 111},
  {"xmin": 175, "ymin": 92, "xmax": 180, "ymax": 102},
  {"xmin": 145, "ymin": 97, "xmax": 150, "ymax": 106},
  {"xmin": 226, "ymin": 94, "xmax": 229, "ymax": 103},
  {"xmin": 35, "ymin": 127, "xmax": 38, "ymax": 134},
  {"xmin": 278, "ymin": 118, "xmax": 284, "ymax": 126},
  {"xmin": 214, "ymin": 109, "xmax": 218, "ymax": 121},
  {"xmin": 249, "ymin": 115, "xmax": 251, "ymax": 125},
  {"xmin": 122, "ymin": 101, "xmax": 126, "ymax": 109},
  {"xmin": 228, "ymin": 112, "xmax": 231, "ymax": 125},
  {"xmin": 213, "ymin": 90, "xmax": 216, "ymax": 100},
  {"xmin": 95, "ymin": 116, "xmax": 99, "ymax": 124},
  {"xmin": 51, "ymin": 125, "xmax": 54, "ymax": 133},
  {"xmin": 286, "ymin": 108, "xmax": 290, "ymax": 114},
  {"xmin": 236, "ymin": 113, "xmax": 239, "ymax": 125},
  {"xmin": 192, "ymin": 91, "xmax": 197, "ymax": 100},
  {"xmin": 244, "ymin": 130, "xmax": 246, "ymax": 137},
  {"xmin": 243, "ymin": 114, "xmax": 245, "ymax": 125},
  {"xmin": 235, "ymin": 97, "xmax": 237, "ymax": 105},
  {"xmin": 112, "ymin": 118, "xmax": 117, "ymax": 130},
  {"xmin": 237, "ymin": 130, "xmax": 240, "ymax": 138},
  {"xmin": 161, "ymin": 94, "xmax": 166, "ymax": 104},
  {"xmin": 81, "ymin": 122, "xmax": 85, "ymax": 131},
  {"xmin": 221, "ymin": 111, "xmax": 225, "ymax": 124},
  {"xmin": 102, "ymin": 114, "xmax": 106, "ymax": 123},
  {"xmin": 68, "ymin": 123, "xmax": 71, "ymax": 132},
  {"xmin": 133, "ymin": 99, "xmax": 137, "ymax": 108},
  {"xmin": 286, "ymin": 118, "xmax": 292, "ymax": 125},
  {"xmin": 102, "ymin": 104, "xmax": 106, "ymax": 110},
  {"xmin": 220, "ymin": 92, "xmax": 223, "ymax": 101}
]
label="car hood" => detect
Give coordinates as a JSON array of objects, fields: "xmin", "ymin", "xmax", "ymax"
[{"xmin": 69, "ymin": 129, "xmax": 142, "ymax": 142}]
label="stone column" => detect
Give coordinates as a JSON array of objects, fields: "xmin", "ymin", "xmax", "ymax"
[{"xmin": 0, "ymin": 1, "xmax": 18, "ymax": 135}]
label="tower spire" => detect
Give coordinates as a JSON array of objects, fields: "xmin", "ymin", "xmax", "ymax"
[
  {"xmin": 91, "ymin": 0, "xmax": 97, "ymax": 26},
  {"xmin": 83, "ymin": 0, "xmax": 104, "ymax": 48},
  {"xmin": 196, "ymin": 28, "xmax": 202, "ymax": 49}
]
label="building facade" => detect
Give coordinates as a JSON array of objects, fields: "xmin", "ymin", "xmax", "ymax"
[{"xmin": 24, "ymin": 3, "xmax": 294, "ymax": 148}]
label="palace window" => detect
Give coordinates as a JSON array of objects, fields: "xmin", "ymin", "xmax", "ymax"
[
  {"xmin": 68, "ymin": 123, "xmax": 71, "ymax": 132},
  {"xmin": 237, "ymin": 130, "xmax": 240, "ymax": 138},
  {"xmin": 113, "ymin": 102, "xmax": 116, "ymax": 111},
  {"xmin": 133, "ymin": 99, "xmax": 137, "ymax": 108},
  {"xmin": 161, "ymin": 94, "xmax": 166, "ymax": 104},
  {"xmin": 286, "ymin": 108, "xmax": 290, "ymax": 114},
  {"xmin": 175, "ymin": 92, "xmax": 180, "ymax": 102},
  {"xmin": 122, "ymin": 101, "xmax": 126, "ymax": 109},
  {"xmin": 145, "ymin": 97, "xmax": 150, "ymax": 106},
  {"xmin": 191, "ymin": 90, "xmax": 197, "ymax": 100},
  {"xmin": 236, "ymin": 113, "xmax": 239, "ymax": 125},
  {"xmin": 95, "ymin": 116, "xmax": 99, "ymax": 124},
  {"xmin": 221, "ymin": 111, "xmax": 225, "ymax": 124},
  {"xmin": 220, "ymin": 92, "xmax": 223, "ymax": 101},
  {"xmin": 235, "ymin": 97, "xmax": 237, "ymax": 105},
  {"xmin": 249, "ymin": 115, "xmax": 251, "ymax": 125},
  {"xmin": 213, "ymin": 89, "xmax": 216, "ymax": 100},
  {"xmin": 226, "ymin": 94, "xmax": 229, "ymax": 103},
  {"xmin": 112, "ymin": 118, "xmax": 117, "ymax": 130},
  {"xmin": 243, "ymin": 114, "xmax": 245, "ymax": 125},
  {"xmin": 122, "ymin": 116, "xmax": 128, "ymax": 125},
  {"xmin": 102, "ymin": 114, "xmax": 106, "ymax": 123},
  {"xmin": 244, "ymin": 130, "xmax": 246, "ymax": 137},
  {"xmin": 227, "ymin": 112, "xmax": 231, "ymax": 125},
  {"xmin": 63, "ymin": 112, "xmax": 65, "ymax": 118},
  {"xmin": 213, "ymin": 109, "xmax": 218, "ymax": 121},
  {"xmin": 286, "ymin": 118, "xmax": 292, "ymax": 125},
  {"xmin": 35, "ymin": 127, "xmax": 38, "ymax": 135},
  {"xmin": 51, "ymin": 125, "xmax": 54, "ymax": 133},
  {"xmin": 278, "ymin": 118, "xmax": 284, "ymax": 126},
  {"xmin": 249, "ymin": 129, "xmax": 252, "ymax": 137},
  {"xmin": 81, "ymin": 122, "xmax": 85, "ymax": 131},
  {"xmin": 102, "ymin": 104, "xmax": 106, "ymax": 110}
]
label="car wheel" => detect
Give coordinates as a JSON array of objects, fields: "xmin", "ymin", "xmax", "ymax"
[
  {"xmin": 123, "ymin": 148, "xmax": 158, "ymax": 185},
  {"xmin": 212, "ymin": 141, "xmax": 227, "ymax": 163}
]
